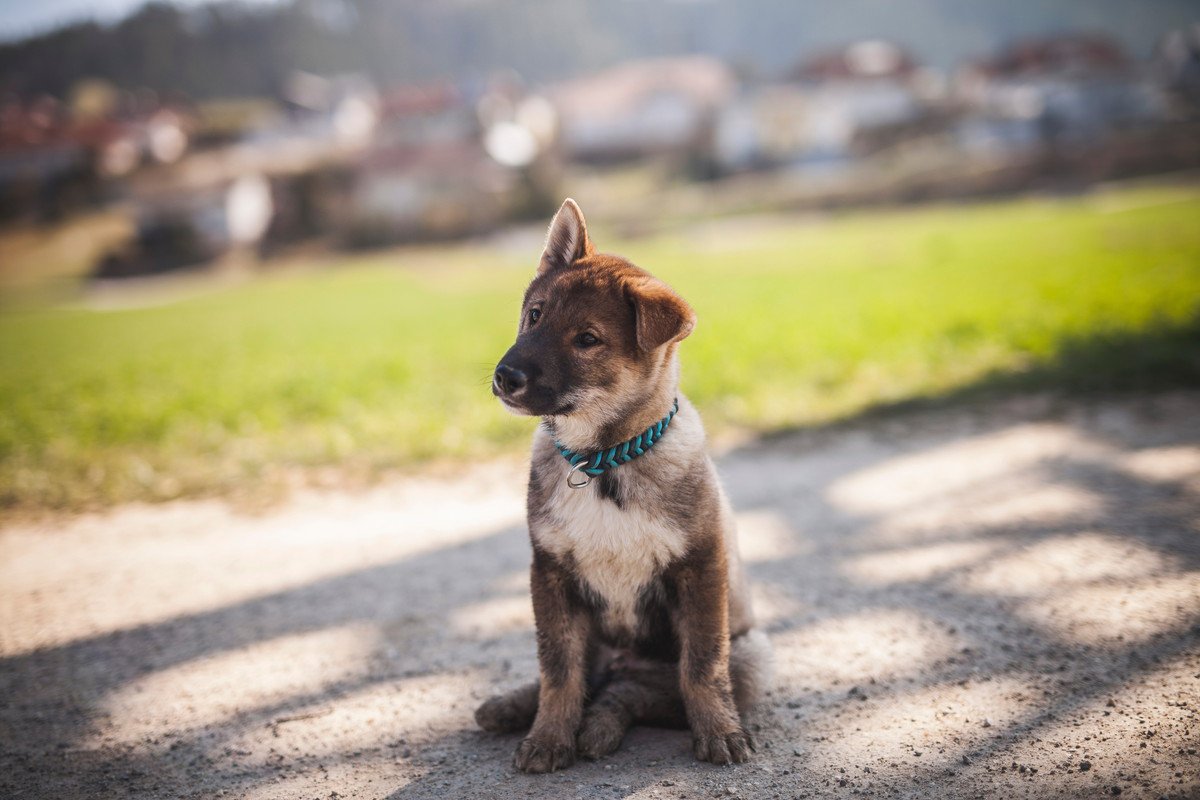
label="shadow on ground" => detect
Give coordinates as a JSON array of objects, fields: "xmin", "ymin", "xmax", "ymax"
[{"xmin": 2, "ymin": 387, "xmax": 1199, "ymax": 798}]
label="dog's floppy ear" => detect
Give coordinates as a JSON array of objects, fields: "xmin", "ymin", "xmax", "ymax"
[
  {"xmin": 538, "ymin": 198, "xmax": 593, "ymax": 274},
  {"xmin": 628, "ymin": 277, "xmax": 697, "ymax": 352}
]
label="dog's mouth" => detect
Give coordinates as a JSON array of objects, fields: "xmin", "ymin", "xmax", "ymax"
[
  {"xmin": 495, "ymin": 391, "xmax": 574, "ymax": 418},
  {"xmin": 497, "ymin": 394, "xmax": 534, "ymax": 416}
]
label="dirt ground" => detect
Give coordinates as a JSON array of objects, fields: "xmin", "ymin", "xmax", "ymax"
[{"xmin": 2, "ymin": 393, "xmax": 1198, "ymax": 800}]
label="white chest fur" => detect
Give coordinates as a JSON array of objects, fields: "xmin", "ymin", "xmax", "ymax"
[{"xmin": 535, "ymin": 480, "xmax": 689, "ymax": 636}]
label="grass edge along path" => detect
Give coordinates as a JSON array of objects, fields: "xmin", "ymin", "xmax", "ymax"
[{"xmin": 1, "ymin": 183, "xmax": 1198, "ymax": 512}]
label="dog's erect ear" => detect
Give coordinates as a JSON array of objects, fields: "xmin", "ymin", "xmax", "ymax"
[
  {"xmin": 538, "ymin": 198, "xmax": 593, "ymax": 275},
  {"xmin": 628, "ymin": 277, "xmax": 697, "ymax": 352}
]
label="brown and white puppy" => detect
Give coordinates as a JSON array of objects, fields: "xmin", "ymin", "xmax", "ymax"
[{"xmin": 475, "ymin": 199, "xmax": 771, "ymax": 773}]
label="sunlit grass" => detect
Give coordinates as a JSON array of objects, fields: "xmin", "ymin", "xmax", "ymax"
[{"xmin": 1, "ymin": 183, "xmax": 1198, "ymax": 510}]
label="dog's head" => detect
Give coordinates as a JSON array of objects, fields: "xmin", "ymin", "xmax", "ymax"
[{"xmin": 492, "ymin": 199, "xmax": 695, "ymax": 422}]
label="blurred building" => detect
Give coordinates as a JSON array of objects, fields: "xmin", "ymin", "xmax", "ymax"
[
  {"xmin": 97, "ymin": 72, "xmax": 562, "ymax": 274},
  {"xmin": 99, "ymin": 73, "xmax": 378, "ymax": 276},
  {"xmin": 0, "ymin": 86, "xmax": 192, "ymax": 222},
  {"xmin": 546, "ymin": 56, "xmax": 735, "ymax": 163},
  {"xmin": 712, "ymin": 40, "xmax": 939, "ymax": 174},
  {"xmin": 339, "ymin": 80, "xmax": 559, "ymax": 246},
  {"xmin": 1156, "ymin": 24, "xmax": 1200, "ymax": 110},
  {"xmin": 954, "ymin": 34, "xmax": 1169, "ymax": 156}
]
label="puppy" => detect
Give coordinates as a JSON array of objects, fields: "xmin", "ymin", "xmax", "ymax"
[{"xmin": 475, "ymin": 199, "xmax": 771, "ymax": 773}]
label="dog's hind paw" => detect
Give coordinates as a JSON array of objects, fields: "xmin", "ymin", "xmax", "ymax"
[
  {"xmin": 475, "ymin": 682, "xmax": 539, "ymax": 733},
  {"xmin": 475, "ymin": 697, "xmax": 531, "ymax": 733},
  {"xmin": 576, "ymin": 708, "xmax": 628, "ymax": 759}
]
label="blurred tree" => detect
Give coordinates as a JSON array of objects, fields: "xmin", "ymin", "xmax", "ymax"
[{"xmin": 0, "ymin": 0, "xmax": 1196, "ymax": 101}]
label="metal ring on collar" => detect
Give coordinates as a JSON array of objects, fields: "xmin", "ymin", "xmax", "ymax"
[{"xmin": 566, "ymin": 460, "xmax": 593, "ymax": 489}]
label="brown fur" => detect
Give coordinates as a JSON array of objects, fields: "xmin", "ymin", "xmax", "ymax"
[{"xmin": 477, "ymin": 199, "xmax": 771, "ymax": 773}]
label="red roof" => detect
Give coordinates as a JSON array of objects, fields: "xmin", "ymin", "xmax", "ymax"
[
  {"xmin": 973, "ymin": 34, "xmax": 1130, "ymax": 78},
  {"xmin": 791, "ymin": 41, "xmax": 920, "ymax": 82}
]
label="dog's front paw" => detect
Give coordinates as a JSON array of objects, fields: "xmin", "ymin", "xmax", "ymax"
[
  {"xmin": 514, "ymin": 734, "xmax": 576, "ymax": 773},
  {"xmin": 693, "ymin": 726, "xmax": 756, "ymax": 765}
]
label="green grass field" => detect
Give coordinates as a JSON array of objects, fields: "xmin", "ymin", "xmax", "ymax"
[{"xmin": 2, "ymin": 183, "xmax": 1199, "ymax": 511}]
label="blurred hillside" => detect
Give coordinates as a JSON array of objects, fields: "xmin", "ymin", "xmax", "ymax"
[
  {"xmin": 4, "ymin": 10, "xmax": 1200, "ymax": 279},
  {"xmin": 2, "ymin": 0, "xmax": 1198, "ymax": 99}
]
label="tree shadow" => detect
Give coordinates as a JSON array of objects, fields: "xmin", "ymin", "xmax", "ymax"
[
  {"xmin": 762, "ymin": 313, "xmax": 1200, "ymax": 443},
  {"xmin": 1, "ymin": 521, "xmax": 537, "ymax": 798},
  {"xmin": 2, "ymin": 388, "xmax": 1198, "ymax": 797},
  {"xmin": 718, "ymin": 390, "xmax": 1200, "ymax": 797}
]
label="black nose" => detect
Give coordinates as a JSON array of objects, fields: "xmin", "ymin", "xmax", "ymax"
[{"xmin": 493, "ymin": 363, "xmax": 527, "ymax": 395}]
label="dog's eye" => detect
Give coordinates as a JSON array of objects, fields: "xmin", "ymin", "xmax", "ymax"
[
  {"xmin": 575, "ymin": 332, "xmax": 600, "ymax": 348},
  {"xmin": 528, "ymin": 308, "xmax": 541, "ymax": 325}
]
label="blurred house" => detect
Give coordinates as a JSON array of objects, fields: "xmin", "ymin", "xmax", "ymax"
[
  {"xmin": 98, "ymin": 73, "xmax": 561, "ymax": 273},
  {"xmin": 0, "ymin": 87, "xmax": 192, "ymax": 222},
  {"xmin": 546, "ymin": 56, "xmax": 735, "ymax": 163},
  {"xmin": 96, "ymin": 174, "xmax": 273, "ymax": 277},
  {"xmin": 954, "ymin": 34, "xmax": 1169, "ymax": 156},
  {"xmin": 1156, "ymin": 24, "xmax": 1200, "ymax": 110},
  {"xmin": 338, "ymin": 80, "xmax": 560, "ymax": 246},
  {"xmin": 712, "ymin": 41, "xmax": 938, "ymax": 174},
  {"xmin": 277, "ymin": 72, "xmax": 380, "ymax": 149},
  {"xmin": 98, "ymin": 72, "xmax": 378, "ymax": 276},
  {"xmin": 340, "ymin": 83, "xmax": 502, "ymax": 245}
]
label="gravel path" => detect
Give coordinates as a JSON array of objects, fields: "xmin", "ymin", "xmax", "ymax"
[{"xmin": 2, "ymin": 393, "xmax": 1198, "ymax": 799}]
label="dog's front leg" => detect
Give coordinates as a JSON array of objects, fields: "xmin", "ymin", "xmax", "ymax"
[
  {"xmin": 514, "ymin": 548, "xmax": 591, "ymax": 773},
  {"xmin": 674, "ymin": 548, "xmax": 755, "ymax": 765}
]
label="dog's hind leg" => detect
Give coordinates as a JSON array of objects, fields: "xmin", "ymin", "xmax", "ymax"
[
  {"xmin": 576, "ymin": 660, "xmax": 686, "ymax": 760},
  {"xmin": 575, "ymin": 630, "xmax": 773, "ymax": 759},
  {"xmin": 573, "ymin": 631, "xmax": 772, "ymax": 759},
  {"xmin": 730, "ymin": 629, "xmax": 773, "ymax": 718},
  {"xmin": 475, "ymin": 680, "xmax": 540, "ymax": 733},
  {"xmin": 475, "ymin": 647, "xmax": 618, "ymax": 735}
]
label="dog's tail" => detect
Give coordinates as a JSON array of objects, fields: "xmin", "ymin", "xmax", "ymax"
[{"xmin": 730, "ymin": 628, "xmax": 773, "ymax": 716}]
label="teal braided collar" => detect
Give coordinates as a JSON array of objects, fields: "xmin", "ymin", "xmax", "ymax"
[{"xmin": 554, "ymin": 399, "xmax": 679, "ymax": 489}]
